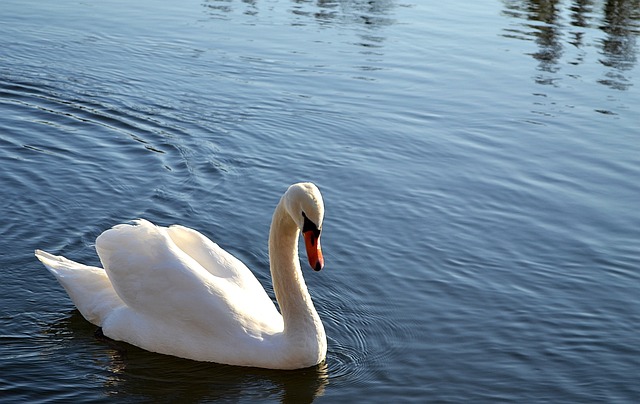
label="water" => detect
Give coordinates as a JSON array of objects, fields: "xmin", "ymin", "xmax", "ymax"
[{"xmin": 1, "ymin": 0, "xmax": 639, "ymax": 402}]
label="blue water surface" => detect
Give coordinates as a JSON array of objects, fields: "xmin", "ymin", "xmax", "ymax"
[{"xmin": 1, "ymin": 0, "xmax": 639, "ymax": 402}]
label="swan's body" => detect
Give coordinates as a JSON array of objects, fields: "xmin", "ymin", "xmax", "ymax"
[{"xmin": 36, "ymin": 183, "xmax": 327, "ymax": 370}]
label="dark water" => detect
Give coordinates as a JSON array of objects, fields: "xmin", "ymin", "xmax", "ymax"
[{"xmin": 1, "ymin": 0, "xmax": 639, "ymax": 402}]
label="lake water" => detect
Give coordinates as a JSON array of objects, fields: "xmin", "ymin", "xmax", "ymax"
[{"xmin": 1, "ymin": 0, "xmax": 639, "ymax": 402}]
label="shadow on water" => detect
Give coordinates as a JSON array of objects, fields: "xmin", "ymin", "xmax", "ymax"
[
  {"xmin": 45, "ymin": 311, "xmax": 329, "ymax": 404},
  {"xmin": 501, "ymin": 0, "xmax": 640, "ymax": 90}
]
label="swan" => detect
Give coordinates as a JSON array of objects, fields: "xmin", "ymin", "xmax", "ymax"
[{"xmin": 35, "ymin": 182, "xmax": 327, "ymax": 370}]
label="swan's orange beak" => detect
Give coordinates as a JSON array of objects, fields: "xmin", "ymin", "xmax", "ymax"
[{"xmin": 303, "ymin": 230, "xmax": 324, "ymax": 271}]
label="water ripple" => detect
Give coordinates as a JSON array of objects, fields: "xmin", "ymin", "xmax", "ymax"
[{"xmin": 320, "ymin": 283, "xmax": 417, "ymax": 387}]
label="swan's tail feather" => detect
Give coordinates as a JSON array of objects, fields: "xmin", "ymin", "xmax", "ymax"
[
  {"xmin": 35, "ymin": 249, "xmax": 124, "ymax": 326},
  {"xmin": 35, "ymin": 249, "xmax": 82, "ymax": 277}
]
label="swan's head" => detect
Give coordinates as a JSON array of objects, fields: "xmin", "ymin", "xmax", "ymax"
[{"xmin": 284, "ymin": 182, "xmax": 325, "ymax": 271}]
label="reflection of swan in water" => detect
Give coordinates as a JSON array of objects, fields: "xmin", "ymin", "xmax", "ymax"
[
  {"xmin": 36, "ymin": 183, "xmax": 328, "ymax": 370},
  {"xmin": 106, "ymin": 348, "xmax": 329, "ymax": 404},
  {"xmin": 43, "ymin": 310, "xmax": 328, "ymax": 404}
]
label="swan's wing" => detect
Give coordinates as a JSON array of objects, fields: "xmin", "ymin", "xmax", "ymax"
[
  {"xmin": 95, "ymin": 220, "xmax": 281, "ymax": 333},
  {"xmin": 165, "ymin": 224, "xmax": 272, "ymax": 297},
  {"xmin": 35, "ymin": 250, "xmax": 124, "ymax": 326},
  {"xmin": 95, "ymin": 219, "xmax": 223, "ymax": 318}
]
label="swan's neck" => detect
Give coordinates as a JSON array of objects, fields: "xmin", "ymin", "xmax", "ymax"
[{"xmin": 269, "ymin": 200, "xmax": 325, "ymax": 345}]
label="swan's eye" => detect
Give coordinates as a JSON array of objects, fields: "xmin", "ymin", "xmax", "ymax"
[{"xmin": 301, "ymin": 211, "xmax": 320, "ymax": 238}]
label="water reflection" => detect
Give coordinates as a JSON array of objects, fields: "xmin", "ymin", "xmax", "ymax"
[
  {"xmin": 202, "ymin": 0, "xmax": 396, "ymax": 45},
  {"xmin": 203, "ymin": 0, "xmax": 396, "ymax": 23},
  {"xmin": 48, "ymin": 311, "xmax": 328, "ymax": 404},
  {"xmin": 502, "ymin": 0, "xmax": 640, "ymax": 90},
  {"xmin": 103, "ymin": 350, "xmax": 329, "ymax": 404},
  {"xmin": 600, "ymin": 0, "xmax": 640, "ymax": 89}
]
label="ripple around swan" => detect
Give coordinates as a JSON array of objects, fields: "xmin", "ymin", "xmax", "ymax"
[
  {"xmin": 0, "ymin": 70, "xmax": 231, "ymax": 235},
  {"xmin": 0, "ymin": 74, "xmax": 184, "ymax": 158},
  {"xmin": 319, "ymin": 284, "xmax": 417, "ymax": 388}
]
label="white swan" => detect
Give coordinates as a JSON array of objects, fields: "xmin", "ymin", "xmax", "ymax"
[{"xmin": 35, "ymin": 182, "xmax": 327, "ymax": 370}]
